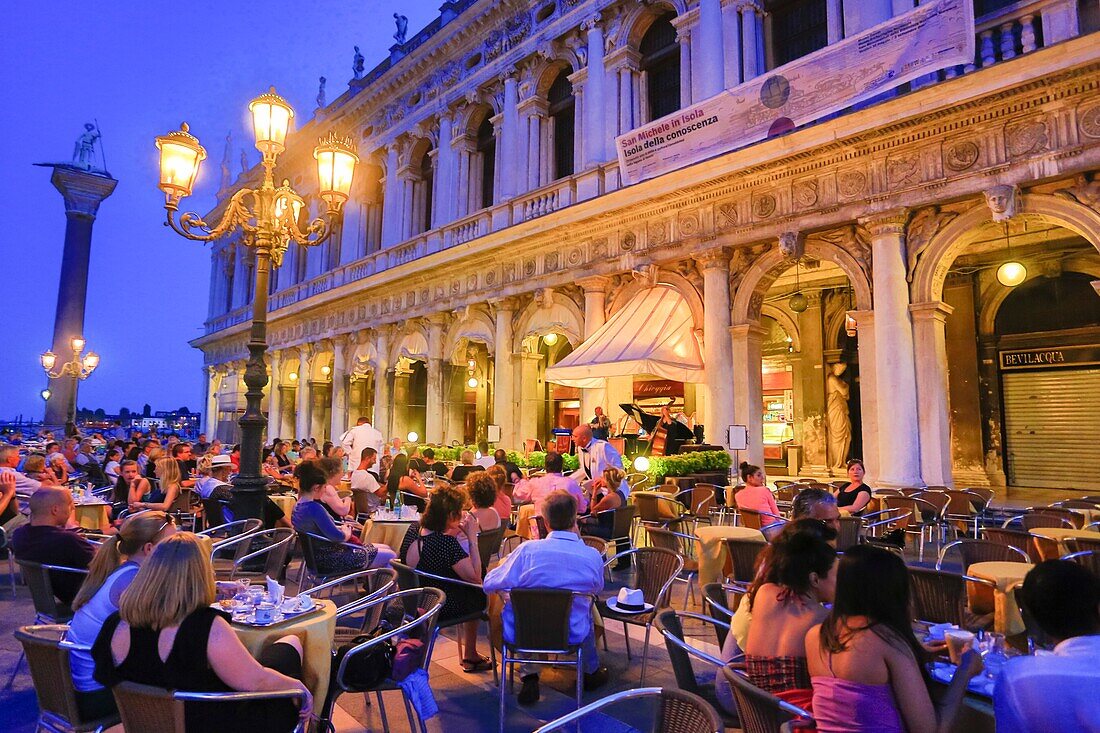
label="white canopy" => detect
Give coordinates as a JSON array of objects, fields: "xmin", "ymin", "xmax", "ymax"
[{"xmin": 545, "ymin": 285, "xmax": 705, "ymax": 388}]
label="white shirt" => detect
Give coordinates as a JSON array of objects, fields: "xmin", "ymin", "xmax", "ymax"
[
  {"xmin": 995, "ymin": 634, "xmax": 1100, "ymax": 733},
  {"xmin": 340, "ymin": 423, "xmax": 384, "ymax": 463},
  {"xmin": 569, "ymin": 439, "xmax": 624, "ymax": 484},
  {"xmin": 475, "ymin": 455, "xmax": 495, "ymax": 469},
  {"xmin": 350, "ymin": 468, "xmax": 385, "ymax": 513},
  {"xmin": 1, "ymin": 467, "xmax": 42, "ymax": 514},
  {"xmin": 104, "ymin": 461, "xmax": 121, "ymax": 481},
  {"xmin": 484, "ymin": 530, "xmax": 604, "ymax": 644}
]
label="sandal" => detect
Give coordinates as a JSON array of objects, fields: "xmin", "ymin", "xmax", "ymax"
[{"xmin": 460, "ymin": 655, "xmax": 493, "ymax": 673}]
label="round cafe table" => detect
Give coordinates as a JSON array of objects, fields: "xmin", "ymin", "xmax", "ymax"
[
  {"xmin": 268, "ymin": 493, "xmax": 297, "ymax": 518},
  {"xmin": 695, "ymin": 525, "xmax": 766, "ymax": 587},
  {"xmin": 230, "ymin": 599, "xmax": 337, "ymax": 705},
  {"xmin": 73, "ymin": 501, "xmax": 110, "ymax": 530},
  {"xmin": 1028, "ymin": 526, "xmax": 1100, "ymax": 554},
  {"xmin": 966, "ymin": 561, "xmax": 1031, "ymax": 636},
  {"xmin": 361, "ymin": 518, "xmax": 416, "ymax": 549}
]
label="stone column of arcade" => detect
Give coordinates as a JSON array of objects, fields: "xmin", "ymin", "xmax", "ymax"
[
  {"xmin": 267, "ymin": 350, "xmax": 282, "ymax": 441},
  {"xmin": 329, "ymin": 337, "xmax": 350, "ymax": 443},
  {"xmin": 425, "ymin": 317, "xmax": 447, "ymax": 444},
  {"xmin": 492, "ymin": 299, "xmax": 518, "ymax": 450},
  {"xmin": 578, "ymin": 277, "xmax": 609, "ymax": 423},
  {"xmin": 373, "ymin": 328, "xmax": 393, "ymax": 440},
  {"xmin": 699, "ymin": 250, "xmax": 735, "ymax": 449},
  {"xmin": 295, "ymin": 345, "xmax": 314, "ymax": 440},
  {"xmin": 39, "ymin": 165, "xmax": 117, "ymax": 430}
]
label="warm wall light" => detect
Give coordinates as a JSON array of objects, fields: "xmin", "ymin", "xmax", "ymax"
[
  {"xmin": 249, "ymin": 86, "xmax": 293, "ymax": 156},
  {"xmin": 40, "ymin": 389, "xmax": 51, "ymax": 401},
  {"xmin": 314, "ymin": 131, "xmax": 358, "ymax": 210},
  {"xmin": 156, "ymin": 122, "xmax": 206, "ymax": 201},
  {"xmin": 543, "ymin": 332, "xmax": 559, "ymax": 346},
  {"xmin": 82, "ymin": 352, "xmax": 100, "ymax": 372},
  {"xmin": 467, "ymin": 376, "xmax": 479, "ymax": 389},
  {"xmin": 321, "ymin": 365, "xmax": 332, "ymax": 376},
  {"xmin": 407, "ymin": 431, "xmax": 419, "ymax": 443},
  {"xmin": 40, "ymin": 351, "xmax": 57, "ymax": 371},
  {"xmin": 997, "ymin": 261, "xmax": 1027, "ymax": 287},
  {"xmin": 70, "ymin": 337, "xmax": 86, "ymax": 353},
  {"xmin": 288, "ymin": 372, "xmax": 298, "ymax": 381},
  {"xmin": 633, "ymin": 455, "xmax": 651, "ymax": 472}
]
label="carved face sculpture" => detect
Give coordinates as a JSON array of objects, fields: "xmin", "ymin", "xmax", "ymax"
[
  {"xmin": 778, "ymin": 231, "xmax": 804, "ymax": 259},
  {"xmin": 985, "ymin": 185, "xmax": 1017, "ymax": 223}
]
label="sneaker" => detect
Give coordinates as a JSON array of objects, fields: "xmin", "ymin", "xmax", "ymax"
[
  {"xmin": 517, "ymin": 674, "xmax": 540, "ymax": 705},
  {"xmin": 582, "ymin": 666, "xmax": 609, "ymax": 691}
]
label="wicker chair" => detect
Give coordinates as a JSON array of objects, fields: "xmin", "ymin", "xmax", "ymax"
[
  {"xmin": 635, "ymin": 491, "xmax": 693, "ymax": 532},
  {"xmin": 688, "ymin": 483, "xmax": 729, "ymax": 524},
  {"xmin": 316, "ymin": 587, "xmax": 444, "ymax": 733},
  {"xmin": 497, "ymin": 588, "xmax": 592, "ymax": 733},
  {"xmin": 113, "ymin": 681, "xmax": 307, "ymax": 733},
  {"xmin": 722, "ymin": 666, "xmax": 813, "ymax": 733},
  {"xmin": 655, "ymin": 609, "xmax": 740, "ymax": 728},
  {"xmin": 940, "ymin": 490, "xmax": 985, "ymax": 537},
  {"xmin": 1051, "ymin": 499, "xmax": 1100, "ymax": 510},
  {"xmin": 477, "ymin": 525, "xmax": 506, "ymax": 570},
  {"xmin": 532, "ymin": 687, "xmax": 722, "ymax": 733},
  {"xmin": 737, "ymin": 507, "xmax": 785, "ymax": 531},
  {"xmin": 16, "ymin": 560, "xmax": 88, "ymax": 624},
  {"xmin": 981, "ymin": 527, "xmax": 1041, "ymax": 563},
  {"xmin": 723, "ymin": 537, "xmax": 767, "ymax": 584},
  {"xmin": 882, "ymin": 496, "xmax": 942, "ymax": 561},
  {"xmin": 1062, "ymin": 550, "xmax": 1100, "ymax": 575},
  {"xmin": 1015, "ymin": 511, "xmax": 1075, "ymax": 530},
  {"xmin": 196, "ymin": 518, "xmax": 263, "ymax": 543},
  {"xmin": 836, "ymin": 516, "xmax": 862, "ymax": 551},
  {"xmin": 597, "ymin": 547, "xmax": 683, "ymax": 684},
  {"xmin": 0, "ymin": 525, "xmax": 17, "ymax": 597},
  {"xmin": 1030, "ymin": 533, "xmax": 1063, "ymax": 562},
  {"xmin": 908, "ymin": 566, "xmax": 994, "ymax": 629},
  {"xmin": 581, "ymin": 534, "xmax": 609, "ymax": 557},
  {"xmin": 582, "ymin": 503, "xmax": 636, "ymax": 565},
  {"xmin": 1036, "ymin": 506, "xmax": 1085, "ymax": 529},
  {"xmin": 296, "ymin": 531, "xmax": 376, "ymax": 592},
  {"xmin": 700, "ymin": 581, "xmax": 744, "ymax": 647},
  {"xmin": 210, "ymin": 527, "xmax": 295, "ymax": 582},
  {"xmin": 301, "ymin": 567, "xmax": 396, "ymax": 644},
  {"xmin": 15, "ymin": 624, "xmax": 121, "ymax": 733},
  {"xmin": 1066, "ymin": 535, "xmax": 1100, "ymax": 555},
  {"xmin": 646, "ymin": 526, "xmax": 700, "ymax": 609},
  {"xmin": 935, "ymin": 538, "xmax": 1030, "ymax": 571}
]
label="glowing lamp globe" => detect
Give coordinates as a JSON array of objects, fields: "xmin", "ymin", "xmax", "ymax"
[
  {"xmin": 40, "ymin": 351, "xmax": 57, "ymax": 371},
  {"xmin": 155, "ymin": 123, "xmax": 206, "ymax": 200},
  {"xmin": 249, "ymin": 87, "xmax": 294, "ymax": 156},
  {"xmin": 633, "ymin": 455, "xmax": 651, "ymax": 472},
  {"xmin": 407, "ymin": 432, "xmax": 419, "ymax": 443},
  {"xmin": 288, "ymin": 372, "xmax": 298, "ymax": 382},
  {"xmin": 82, "ymin": 352, "xmax": 100, "ymax": 372},
  {"xmin": 997, "ymin": 261, "xmax": 1027, "ymax": 287},
  {"xmin": 40, "ymin": 388, "xmax": 52, "ymax": 401},
  {"xmin": 543, "ymin": 332, "xmax": 559, "ymax": 346},
  {"xmin": 467, "ymin": 377, "xmax": 479, "ymax": 389},
  {"xmin": 314, "ymin": 131, "xmax": 359, "ymax": 210},
  {"xmin": 71, "ymin": 337, "xmax": 86, "ymax": 353},
  {"xmin": 789, "ymin": 292, "xmax": 808, "ymax": 313}
]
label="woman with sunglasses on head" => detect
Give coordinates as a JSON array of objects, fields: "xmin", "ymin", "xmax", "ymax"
[
  {"xmin": 67, "ymin": 511, "xmax": 178, "ymax": 719},
  {"xmin": 833, "ymin": 459, "xmax": 872, "ymax": 516}
]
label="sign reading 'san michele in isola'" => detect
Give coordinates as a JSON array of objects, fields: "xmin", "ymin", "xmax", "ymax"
[{"xmin": 616, "ymin": 0, "xmax": 975, "ymax": 184}]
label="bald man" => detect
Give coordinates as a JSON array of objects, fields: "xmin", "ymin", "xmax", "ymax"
[{"xmin": 11, "ymin": 486, "xmax": 95, "ymax": 606}]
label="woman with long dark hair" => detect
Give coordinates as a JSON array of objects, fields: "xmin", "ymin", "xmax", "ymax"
[
  {"xmin": 388, "ymin": 453, "xmax": 427, "ymax": 511},
  {"xmin": 805, "ymin": 545, "xmax": 981, "ymax": 732}
]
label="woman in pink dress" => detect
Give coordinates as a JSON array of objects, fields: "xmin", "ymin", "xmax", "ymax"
[
  {"xmin": 805, "ymin": 545, "xmax": 982, "ymax": 733},
  {"xmin": 734, "ymin": 462, "xmax": 780, "ymax": 518}
]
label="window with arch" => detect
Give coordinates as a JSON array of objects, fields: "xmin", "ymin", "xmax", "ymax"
[
  {"xmin": 418, "ymin": 146, "xmax": 434, "ymax": 233},
  {"xmin": 476, "ymin": 116, "xmax": 496, "ymax": 210},
  {"xmin": 768, "ymin": 0, "xmax": 828, "ymax": 67},
  {"xmin": 640, "ymin": 12, "xmax": 680, "ymax": 121},
  {"xmin": 548, "ymin": 68, "xmax": 575, "ymax": 180},
  {"xmin": 223, "ymin": 249, "xmax": 235, "ymax": 313}
]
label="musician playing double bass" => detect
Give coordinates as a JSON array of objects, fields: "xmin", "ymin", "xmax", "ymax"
[{"xmin": 618, "ymin": 401, "xmax": 694, "ymax": 456}]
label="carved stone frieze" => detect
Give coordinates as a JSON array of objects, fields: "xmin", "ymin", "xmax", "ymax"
[
  {"xmin": 716, "ymin": 200, "xmax": 739, "ymax": 229},
  {"xmin": 837, "ymin": 168, "xmax": 868, "ymax": 199},
  {"xmin": 619, "ymin": 231, "xmax": 637, "ymax": 251},
  {"xmin": 792, "ymin": 179, "xmax": 818, "ymax": 209},
  {"xmin": 1080, "ymin": 101, "xmax": 1100, "ymax": 139},
  {"xmin": 752, "ymin": 192, "xmax": 777, "ymax": 219},
  {"xmin": 886, "ymin": 152, "xmax": 921, "ymax": 189},
  {"xmin": 905, "ymin": 205, "xmax": 957, "ymax": 282},
  {"xmin": 1005, "ymin": 116, "xmax": 1049, "ymax": 158},
  {"xmin": 647, "ymin": 220, "xmax": 668, "ymax": 246},
  {"xmin": 1054, "ymin": 172, "xmax": 1100, "ymax": 208},
  {"xmin": 944, "ymin": 139, "xmax": 980, "ymax": 171}
]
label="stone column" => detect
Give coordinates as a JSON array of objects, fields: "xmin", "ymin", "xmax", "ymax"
[
  {"xmin": 444, "ymin": 364, "xmax": 466, "ymax": 444},
  {"xmin": 797, "ymin": 294, "xmax": 829, "ymax": 475},
  {"xmin": 606, "ymin": 48, "xmax": 641, "ymax": 136},
  {"xmin": 825, "ymin": 0, "xmax": 844, "ymax": 43},
  {"xmin": 267, "ymin": 350, "xmax": 282, "ymax": 441},
  {"xmin": 698, "ymin": 0, "xmax": 725, "ymax": 97},
  {"xmin": 295, "ymin": 345, "xmax": 314, "ymax": 439},
  {"xmin": 501, "ymin": 73, "xmax": 520, "ymax": 198},
  {"xmin": 425, "ymin": 317, "xmax": 447, "ymax": 444},
  {"xmin": 493, "ymin": 299, "xmax": 518, "ymax": 449},
  {"xmin": 41, "ymin": 166, "xmax": 118, "ymax": 428},
  {"xmin": 843, "ymin": 0, "xmax": 892, "ymax": 35},
  {"xmin": 518, "ymin": 353, "xmax": 543, "ymax": 445},
  {"xmin": 849, "ymin": 310, "xmax": 880, "ymax": 485},
  {"xmin": 205, "ymin": 366, "xmax": 221, "ymax": 439},
  {"xmin": 451, "ymin": 131, "xmax": 475, "ymax": 219},
  {"xmin": 731, "ymin": 323, "xmax": 766, "ymax": 467},
  {"xmin": 699, "ymin": 250, "xmax": 736, "ymax": 449},
  {"xmin": 721, "ymin": 0, "xmax": 743, "ymax": 87},
  {"xmin": 581, "ymin": 14, "xmax": 607, "ymax": 166},
  {"xmin": 518, "ymin": 98, "xmax": 548, "ymax": 190},
  {"xmin": 329, "ymin": 337, "xmax": 349, "ymax": 443},
  {"xmin": 578, "ymin": 277, "xmax": 610, "ymax": 421},
  {"xmin": 435, "ymin": 112, "xmax": 454, "ymax": 225},
  {"xmin": 861, "ymin": 211, "xmax": 923, "ymax": 487},
  {"xmin": 740, "ymin": 1, "xmax": 765, "ymax": 81},
  {"xmin": 675, "ymin": 23, "xmax": 694, "ymax": 109},
  {"xmin": 910, "ymin": 301, "xmax": 955, "ymax": 487},
  {"xmin": 373, "ymin": 329, "xmax": 393, "ymax": 440},
  {"xmin": 380, "ymin": 144, "xmax": 402, "ymax": 248},
  {"xmin": 400, "ymin": 173, "xmax": 416, "ymax": 240}
]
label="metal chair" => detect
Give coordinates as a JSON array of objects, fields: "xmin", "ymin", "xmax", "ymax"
[
  {"xmin": 1036, "ymin": 506, "xmax": 1086, "ymax": 529},
  {"xmin": 197, "ymin": 517, "xmax": 263, "ymax": 543},
  {"xmin": 675, "ymin": 484, "xmax": 723, "ymax": 526},
  {"xmin": 532, "ymin": 687, "xmax": 723, "ymax": 733},
  {"xmin": 497, "ymin": 588, "xmax": 591, "ymax": 733},
  {"xmin": 736, "ymin": 507, "xmax": 786, "ymax": 531},
  {"xmin": 112, "ymin": 681, "xmax": 308, "ymax": 733},
  {"xmin": 582, "ymin": 503, "xmax": 636, "ymax": 565},
  {"xmin": 16, "ymin": 560, "xmax": 88, "ymax": 623},
  {"xmin": 635, "ymin": 491, "xmax": 693, "ymax": 532},
  {"xmin": 301, "ymin": 567, "xmax": 396, "ymax": 644},
  {"xmin": 836, "ymin": 515, "xmax": 862, "ymax": 551},
  {"xmin": 722, "ymin": 666, "xmax": 813, "ymax": 733},
  {"xmin": 1030, "ymin": 532, "xmax": 1063, "ymax": 562},
  {"xmin": 940, "ymin": 489, "xmax": 984, "ymax": 538},
  {"xmin": 210, "ymin": 527, "xmax": 295, "ymax": 582},
  {"xmin": 981, "ymin": 527, "xmax": 1041, "ymax": 563},
  {"xmin": 1062, "ymin": 550, "xmax": 1100, "ymax": 575},
  {"xmin": 476, "ymin": 524, "xmax": 506, "ymax": 571},
  {"xmin": 15, "ymin": 624, "xmax": 121, "ymax": 733},
  {"xmin": 936, "ymin": 538, "xmax": 1030, "ymax": 571},
  {"xmin": 1051, "ymin": 499, "xmax": 1100, "ymax": 510},
  {"xmin": 597, "ymin": 547, "xmax": 683, "ymax": 684},
  {"xmin": 296, "ymin": 531, "xmax": 377, "ymax": 592},
  {"xmin": 723, "ymin": 537, "xmax": 767, "ymax": 584},
  {"xmin": 0, "ymin": 525, "xmax": 17, "ymax": 596},
  {"xmin": 1066, "ymin": 535, "xmax": 1100, "ymax": 555},
  {"xmin": 882, "ymin": 496, "xmax": 942, "ymax": 561},
  {"xmin": 646, "ymin": 526, "xmax": 700, "ymax": 609},
  {"xmin": 1012, "ymin": 511, "xmax": 1075, "ymax": 530},
  {"xmin": 655, "ymin": 609, "xmax": 740, "ymax": 728},
  {"xmin": 908, "ymin": 566, "xmax": 995, "ymax": 629}
]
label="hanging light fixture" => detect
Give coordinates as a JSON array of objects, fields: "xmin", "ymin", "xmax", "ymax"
[
  {"xmin": 996, "ymin": 221, "xmax": 1027, "ymax": 287},
  {"xmin": 844, "ymin": 285, "xmax": 857, "ymax": 337},
  {"xmin": 789, "ymin": 259, "xmax": 808, "ymax": 313},
  {"xmin": 467, "ymin": 376, "xmax": 479, "ymax": 389},
  {"xmin": 543, "ymin": 332, "xmax": 559, "ymax": 346}
]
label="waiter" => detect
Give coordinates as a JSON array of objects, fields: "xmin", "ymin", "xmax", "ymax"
[
  {"xmin": 340, "ymin": 416, "xmax": 384, "ymax": 461},
  {"xmin": 569, "ymin": 424, "xmax": 623, "ymax": 488}
]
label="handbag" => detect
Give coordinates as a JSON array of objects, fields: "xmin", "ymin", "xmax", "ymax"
[{"xmin": 334, "ymin": 631, "xmax": 394, "ymax": 689}]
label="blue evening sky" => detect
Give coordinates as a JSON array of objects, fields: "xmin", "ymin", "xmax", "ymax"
[{"xmin": 0, "ymin": 1, "xmax": 439, "ymax": 422}]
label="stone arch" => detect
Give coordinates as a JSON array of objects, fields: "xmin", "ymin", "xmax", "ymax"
[
  {"xmin": 513, "ymin": 292, "xmax": 584, "ymax": 352},
  {"xmin": 732, "ymin": 240, "xmax": 873, "ymax": 325},
  {"xmin": 403, "ymin": 136, "xmax": 434, "ymax": 170},
  {"xmin": 349, "ymin": 339, "xmax": 379, "ymax": 378},
  {"xmin": 444, "ymin": 308, "xmax": 497, "ymax": 363},
  {"xmin": 618, "ymin": 0, "xmax": 686, "ymax": 49},
  {"xmin": 607, "ymin": 269, "xmax": 705, "ymax": 330},
  {"xmin": 977, "ymin": 255, "xmax": 1100, "ymax": 337},
  {"xmin": 275, "ymin": 352, "xmax": 301, "ymax": 385},
  {"xmin": 309, "ymin": 341, "xmax": 335, "ymax": 382},
  {"xmin": 457, "ymin": 102, "xmax": 496, "ymax": 137},
  {"xmin": 911, "ymin": 193, "xmax": 1100, "ymax": 304},
  {"xmin": 761, "ymin": 303, "xmax": 802, "ymax": 352},
  {"xmin": 390, "ymin": 325, "xmax": 430, "ymax": 365},
  {"xmin": 533, "ymin": 58, "xmax": 578, "ymax": 99}
]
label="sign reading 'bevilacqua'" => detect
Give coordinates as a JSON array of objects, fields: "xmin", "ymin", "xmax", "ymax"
[{"xmin": 1000, "ymin": 345, "xmax": 1100, "ymax": 370}]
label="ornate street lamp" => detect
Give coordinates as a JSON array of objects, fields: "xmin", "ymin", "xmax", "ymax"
[
  {"xmin": 41, "ymin": 336, "xmax": 100, "ymax": 437},
  {"xmin": 155, "ymin": 87, "xmax": 358, "ymax": 520}
]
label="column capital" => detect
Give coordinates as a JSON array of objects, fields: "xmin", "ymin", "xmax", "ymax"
[
  {"xmin": 736, "ymin": 0, "xmax": 765, "ymax": 16},
  {"xmin": 489, "ymin": 295, "xmax": 523, "ymax": 313},
  {"xmin": 847, "ymin": 309, "xmax": 875, "ymax": 328},
  {"xmin": 577, "ymin": 275, "xmax": 611, "ymax": 293},
  {"xmin": 729, "ymin": 323, "xmax": 768, "ymax": 340},
  {"xmin": 517, "ymin": 96, "xmax": 549, "ymax": 116},
  {"xmin": 859, "ymin": 209, "xmax": 910, "ymax": 236},
  {"xmin": 581, "ymin": 13, "xmax": 603, "ymax": 33},
  {"xmin": 908, "ymin": 300, "xmax": 955, "ymax": 323},
  {"xmin": 47, "ymin": 166, "xmax": 119, "ymax": 219},
  {"xmin": 696, "ymin": 247, "xmax": 732, "ymax": 273},
  {"xmin": 605, "ymin": 46, "xmax": 641, "ymax": 70}
]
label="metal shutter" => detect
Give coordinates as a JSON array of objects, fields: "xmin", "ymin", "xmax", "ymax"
[{"xmin": 1002, "ymin": 368, "xmax": 1100, "ymax": 490}]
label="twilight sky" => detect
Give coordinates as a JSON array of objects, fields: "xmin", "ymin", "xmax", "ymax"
[{"xmin": 0, "ymin": 0, "xmax": 439, "ymax": 422}]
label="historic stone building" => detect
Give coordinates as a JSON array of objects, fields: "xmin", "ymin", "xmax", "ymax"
[{"xmin": 193, "ymin": 0, "xmax": 1100, "ymax": 493}]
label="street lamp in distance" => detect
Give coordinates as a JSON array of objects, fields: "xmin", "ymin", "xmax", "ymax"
[{"xmin": 41, "ymin": 336, "xmax": 100, "ymax": 437}]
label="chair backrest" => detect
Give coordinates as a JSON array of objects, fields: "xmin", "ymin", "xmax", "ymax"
[
  {"xmin": 687, "ymin": 484, "xmax": 719, "ymax": 515},
  {"xmin": 963, "ymin": 487, "xmax": 995, "ymax": 509},
  {"xmin": 112, "ymin": 682, "xmax": 187, "ymax": 733},
  {"xmin": 533, "ymin": 514, "xmax": 549, "ymax": 539},
  {"xmin": 632, "ymin": 547, "xmax": 686, "ymax": 607},
  {"xmin": 882, "ymin": 497, "xmax": 923, "ymax": 527},
  {"xmin": 1021, "ymin": 511, "xmax": 1074, "ymax": 530},
  {"xmin": 646, "ymin": 526, "xmax": 693, "ymax": 559},
  {"xmin": 201, "ymin": 498, "xmax": 227, "ymax": 527},
  {"xmin": 200, "ymin": 517, "xmax": 263, "ymax": 541},
  {"xmin": 258, "ymin": 528, "xmax": 296, "ymax": 580},
  {"xmin": 297, "ymin": 531, "xmax": 323, "ymax": 574},
  {"xmin": 899, "ymin": 488, "xmax": 925, "ymax": 497},
  {"xmin": 477, "ymin": 525, "xmax": 505, "ymax": 567},
  {"xmin": 908, "ymin": 566, "xmax": 967, "ymax": 626},
  {"xmin": 938, "ymin": 538, "xmax": 1029, "ymax": 570},
  {"xmin": 16, "ymin": 560, "xmax": 86, "ymax": 622},
  {"xmin": 1068, "ymin": 536, "xmax": 1100, "ymax": 555},
  {"xmin": 169, "ymin": 488, "xmax": 193, "ymax": 513},
  {"xmin": 1036, "ymin": 507, "xmax": 1085, "ymax": 528},
  {"xmin": 722, "ymin": 667, "xmax": 806, "ymax": 733},
  {"xmin": 655, "ymin": 687, "xmax": 726, "ymax": 733},
  {"xmin": 1063, "ymin": 550, "xmax": 1100, "ymax": 576},
  {"xmin": 836, "ymin": 516, "xmax": 862, "ymax": 552},
  {"xmin": 942, "ymin": 490, "xmax": 980, "ymax": 517},
  {"xmin": 581, "ymin": 535, "xmax": 608, "ymax": 557},
  {"xmin": 738, "ymin": 508, "xmax": 765, "ymax": 530},
  {"xmin": 634, "ymin": 492, "xmax": 685, "ymax": 523},
  {"xmin": 774, "ymin": 485, "xmax": 799, "ymax": 502},
  {"xmin": 655, "ymin": 609, "xmax": 702, "ymax": 694},
  {"xmin": 350, "ymin": 489, "xmax": 375, "ymax": 517},
  {"xmin": 509, "ymin": 588, "xmax": 576, "ymax": 652},
  {"xmin": 1054, "ymin": 499, "xmax": 1100, "ymax": 510},
  {"xmin": 1030, "ymin": 533, "xmax": 1063, "ymax": 562},
  {"xmin": 14, "ymin": 625, "xmax": 86, "ymax": 727},
  {"xmin": 610, "ymin": 504, "xmax": 637, "ymax": 540},
  {"xmin": 980, "ymin": 527, "xmax": 1039, "ymax": 563},
  {"xmin": 724, "ymin": 538, "xmax": 766, "ymax": 584},
  {"xmin": 700, "ymin": 583, "xmax": 732, "ymax": 646},
  {"xmin": 915, "ymin": 491, "xmax": 949, "ymax": 514}
]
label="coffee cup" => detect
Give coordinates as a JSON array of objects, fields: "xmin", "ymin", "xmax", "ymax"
[
  {"xmin": 944, "ymin": 629, "xmax": 974, "ymax": 665},
  {"xmin": 254, "ymin": 602, "xmax": 277, "ymax": 624}
]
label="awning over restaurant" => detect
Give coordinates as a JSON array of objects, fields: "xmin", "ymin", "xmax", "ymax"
[{"xmin": 545, "ymin": 285, "xmax": 704, "ymax": 388}]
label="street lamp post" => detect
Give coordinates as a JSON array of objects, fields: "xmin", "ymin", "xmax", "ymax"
[
  {"xmin": 41, "ymin": 336, "xmax": 100, "ymax": 437},
  {"xmin": 155, "ymin": 88, "xmax": 358, "ymax": 521}
]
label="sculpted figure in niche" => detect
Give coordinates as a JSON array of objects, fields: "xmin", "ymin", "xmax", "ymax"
[{"xmin": 826, "ymin": 362, "xmax": 852, "ymax": 472}]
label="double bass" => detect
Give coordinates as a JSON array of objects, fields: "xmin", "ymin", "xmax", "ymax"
[{"xmin": 618, "ymin": 403, "xmax": 694, "ymax": 456}]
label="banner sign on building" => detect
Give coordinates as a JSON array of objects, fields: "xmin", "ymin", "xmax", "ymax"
[
  {"xmin": 1000, "ymin": 345, "xmax": 1100, "ymax": 371},
  {"xmin": 615, "ymin": 0, "xmax": 975, "ymax": 185}
]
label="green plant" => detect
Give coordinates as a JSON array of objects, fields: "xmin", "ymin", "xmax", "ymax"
[{"xmin": 640, "ymin": 450, "xmax": 732, "ymax": 485}]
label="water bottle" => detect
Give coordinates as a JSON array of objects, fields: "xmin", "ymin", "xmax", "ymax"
[{"xmin": 982, "ymin": 634, "xmax": 1009, "ymax": 681}]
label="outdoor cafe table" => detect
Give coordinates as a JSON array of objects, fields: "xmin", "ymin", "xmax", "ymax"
[
  {"xmin": 694, "ymin": 525, "xmax": 766, "ymax": 587},
  {"xmin": 268, "ymin": 493, "xmax": 297, "ymax": 518},
  {"xmin": 73, "ymin": 500, "xmax": 110, "ymax": 530},
  {"xmin": 230, "ymin": 599, "xmax": 337, "ymax": 705},
  {"xmin": 361, "ymin": 517, "xmax": 417, "ymax": 549},
  {"xmin": 1028, "ymin": 526, "xmax": 1100, "ymax": 554},
  {"xmin": 966, "ymin": 561, "xmax": 1031, "ymax": 636}
]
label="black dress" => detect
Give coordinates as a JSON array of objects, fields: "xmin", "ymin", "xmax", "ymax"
[
  {"xmin": 399, "ymin": 525, "xmax": 485, "ymax": 622},
  {"xmin": 835, "ymin": 481, "xmax": 873, "ymax": 516},
  {"xmin": 92, "ymin": 607, "xmax": 302, "ymax": 732}
]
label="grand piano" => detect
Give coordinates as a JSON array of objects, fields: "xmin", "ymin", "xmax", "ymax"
[{"xmin": 618, "ymin": 403, "xmax": 695, "ymax": 456}]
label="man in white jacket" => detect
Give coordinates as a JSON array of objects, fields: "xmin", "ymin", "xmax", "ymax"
[
  {"xmin": 340, "ymin": 416, "xmax": 384, "ymax": 461},
  {"xmin": 569, "ymin": 424, "xmax": 623, "ymax": 489}
]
